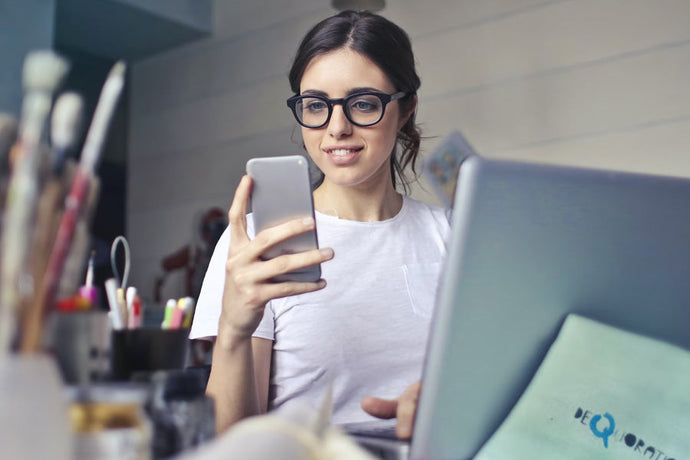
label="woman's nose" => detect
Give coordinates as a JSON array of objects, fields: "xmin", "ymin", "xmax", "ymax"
[{"xmin": 327, "ymin": 104, "xmax": 353, "ymax": 138}]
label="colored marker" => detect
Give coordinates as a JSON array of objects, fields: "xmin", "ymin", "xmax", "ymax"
[
  {"xmin": 161, "ymin": 298, "xmax": 176, "ymax": 329},
  {"xmin": 181, "ymin": 297, "xmax": 195, "ymax": 329},
  {"xmin": 168, "ymin": 298, "xmax": 186, "ymax": 329},
  {"xmin": 126, "ymin": 286, "xmax": 139, "ymax": 329}
]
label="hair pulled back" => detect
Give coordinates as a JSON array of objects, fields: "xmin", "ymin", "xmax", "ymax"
[{"xmin": 289, "ymin": 10, "xmax": 421, "ymax": 191}]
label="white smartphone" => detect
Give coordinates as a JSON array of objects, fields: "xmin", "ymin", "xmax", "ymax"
[{"xmin": 246, "ymin": 155, "xmax": 321, "ymax": 282}]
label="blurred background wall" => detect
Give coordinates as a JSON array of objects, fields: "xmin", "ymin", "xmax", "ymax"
[
  {"xmin": 2, "ymin": 0, "xmax": 690, "ymax": 305},
  {"xmin": 128, "ymin": 0, "xmax": 690, "ymax": 303},
  {"xmin": 0, "ymin": 1, "xmax": 55, "ymax": 116}
]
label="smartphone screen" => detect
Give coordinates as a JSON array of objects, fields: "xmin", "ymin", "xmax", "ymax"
[{"xmin": 246, "ymin": 155, "xmax": 321, "ymax": 282}]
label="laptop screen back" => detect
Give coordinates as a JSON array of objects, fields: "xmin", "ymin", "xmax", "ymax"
[{"xmin": 412, "ymin": 156, "xmax": 690, "ymax": 460}]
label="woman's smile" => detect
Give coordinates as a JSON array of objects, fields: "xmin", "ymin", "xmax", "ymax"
[{"xmin": 323, "ymin": 145, "xmax": 363, "ymax": 164}]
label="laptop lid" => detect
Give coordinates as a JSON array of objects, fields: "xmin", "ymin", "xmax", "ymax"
[{"xmin": 412, "ymin": 155, "xmax": 690, "ymax": 460}]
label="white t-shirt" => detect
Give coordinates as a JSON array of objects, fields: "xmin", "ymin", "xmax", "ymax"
[{"xmin": 190, "ymin": 196, "xmax": 451, "ymax": 429}]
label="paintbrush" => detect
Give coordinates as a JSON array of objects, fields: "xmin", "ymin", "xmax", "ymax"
[
  {"xmin": 0, "ymin": 51, "xmax": 69, "ymax": 354},
  {"xmin": 55, "ymin": 175, "xmax": 100, "ymax": 301},
  {"xmin": 20, "ymin": 61, "xmax": 126, "ymax": 353},
  {"xmin": 49, "ymin": 93, "xmax": 83, "ymax": 176},
  {"xmin": 26, "ymin": 93, "xmax": 84, "ymax": 321}
]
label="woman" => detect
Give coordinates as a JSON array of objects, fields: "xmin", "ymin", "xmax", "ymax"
[{"xmin": 190, "ymin": 10, "xmax": 451, "ymax": 440}]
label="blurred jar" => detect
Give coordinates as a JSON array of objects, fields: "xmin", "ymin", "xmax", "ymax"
[{"xmin": 67, "ymin": 384, "xmax": 151, "ymax": 460}]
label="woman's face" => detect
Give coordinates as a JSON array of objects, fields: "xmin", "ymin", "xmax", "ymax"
[{"xmin": 299, "ymin": 48, "xmax": 410, "ymax": 190}]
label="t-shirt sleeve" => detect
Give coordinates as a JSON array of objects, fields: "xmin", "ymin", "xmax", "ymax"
[
  {"xmin": 252, "ymin": 302, "xmax": 275, "ymax": 340},
  {"xmin": 189, "ymin": 216, "xmax": 276, "ymax": 342},
  {"xmin": 188, "ymin": 225, "xmax": 230, "ymax": 340}
]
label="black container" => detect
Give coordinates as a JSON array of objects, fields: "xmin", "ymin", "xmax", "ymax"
[
  {"xmin": 145, "ymin": 369, "xmax": 215, "ymax": 458},
  {"xmin": 110, "ymin": 328, "xmax": 189, "ymax": 381}
]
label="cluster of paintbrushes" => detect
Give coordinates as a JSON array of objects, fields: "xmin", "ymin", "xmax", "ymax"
[{"xmin": 0, "ymin": 50, "xmax": 126, "ymax": 354}]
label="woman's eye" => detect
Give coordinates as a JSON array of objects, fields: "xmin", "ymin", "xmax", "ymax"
[
  {"xmin": 350, "ymin": 97, "xmax": 381, "ymax": 113},
  {"xmin": 305, "ymin": 100, "xmax": 327, "ymax": 112}
]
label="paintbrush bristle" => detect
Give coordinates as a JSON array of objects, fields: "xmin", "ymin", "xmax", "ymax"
[
  {"xmin": 22, "ymin": 50, "xmax": 70, "ymax": 93},
  {"xmin": 111, "ymin": 60, "xmax": 126, "ymax": 76},
  {"xmin": 51, "ymin": 93, "xmax": 83, "ymax": 149}
]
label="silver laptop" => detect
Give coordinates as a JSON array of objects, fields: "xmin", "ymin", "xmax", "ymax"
[
  {"xmin": 357, "ymin": 155, "xmax": 690, "ymax": 459},
  {"xmin": 346, "ymin": 422, "xmax": 410, "ymax": 459}
]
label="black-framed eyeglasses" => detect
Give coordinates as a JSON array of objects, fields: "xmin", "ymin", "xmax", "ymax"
[{"xmin": 286, "ymin": 91, "xmax": 407, "ymax": 128}]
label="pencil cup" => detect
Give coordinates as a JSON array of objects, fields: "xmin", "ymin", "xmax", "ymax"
[{"xmin": 110, "ymin": 328, "xmax": 189, "ymax": 381}]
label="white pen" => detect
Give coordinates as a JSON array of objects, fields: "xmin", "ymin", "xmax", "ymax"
[
  {"xmin": 126, "ymin": 286, "xmax": 138, "ymax": 329},
  {"xmin": 105, "ymin": 278, "xmax": 124, "ymax": 330}
]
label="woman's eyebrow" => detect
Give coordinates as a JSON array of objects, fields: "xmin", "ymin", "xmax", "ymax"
[
  {"xmin": 301, "ymin": 89, "xmax": 328, "ymax": 97},
  {"xmin": 300, "ymin": 87, "xmax": 384, "ymax": 97},
  {"xmin": 347, "ymin": 87, "xmax": 381, "ymax": 95}
]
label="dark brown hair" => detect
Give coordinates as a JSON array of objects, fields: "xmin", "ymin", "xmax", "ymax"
[{"xmin": 289, "ymin": 10, "xmax": 421, "ymax": 192}]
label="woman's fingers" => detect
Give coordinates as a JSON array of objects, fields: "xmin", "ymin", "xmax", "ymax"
[
  {"xmin": 236, "ymin": 246, "xmax": 334, "ymax": 287},
  {"xmin": 229, "ymin": 276, "xmax": 328, "ymax": 318},
  {"xmin": 360, "ymin": 381, "xmax": 421, "ymax": 441},
  {"xmin": 249, "ymin": 216, "xmax": 315, "ymax": 254},
  {"xmin": 234, "ymin": 216, "xmax": 318, "ymax": 267},
  {"xmin": 361, "ymin": 396, "xmax": 398, "ymax": 419},
  {"xmin": 261, "ymin": 246, "xmax": 333, "ymax": 279},
  {"xmin": 395, "ymin": 382, "xmax": 421, "ymax": 440},
  {"xmin": 260, "ymin": 278, "xmax": 328, "ymax": 302}
]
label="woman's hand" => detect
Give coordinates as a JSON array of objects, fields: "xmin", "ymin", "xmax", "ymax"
[
  {"xmin": 217, "ymin": 175, "xmax": 334, "ymax": 345},
  {"xmin": 361, "ymin": 381, "xmax": 421, "ymax": 440}
]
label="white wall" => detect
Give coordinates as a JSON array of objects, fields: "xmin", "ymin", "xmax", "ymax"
[
  {"xmin": 0, "ymin": 0, "xmax": 55, "ymax": 116},
  {"xmin": 127, "ymin": 0, "xmax": 690, "ymax": 302}
]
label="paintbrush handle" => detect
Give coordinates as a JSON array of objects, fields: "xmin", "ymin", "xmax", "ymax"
[
  {"xmin": 0, "ymin": 152, "xmax": 40, "ymax": 352},
  {"xmin": 46, "ymin": 169, "xmax": 91, "ymax": 298},
  {"xmin": 31, "ymin": 180, "xmax": 67, "ymax": 288},
  {"xmin": 19, "ymin": 168, "xmax": 90, "ymax": 353}
]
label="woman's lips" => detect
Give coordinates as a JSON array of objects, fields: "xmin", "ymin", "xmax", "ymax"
[
  {"xmin": 330, "ymin": 148, "xmax": 357, "ymax": 156},
  {"xmin": 324, "ymin": 147, "xmax": 362, "ymax": 165}
]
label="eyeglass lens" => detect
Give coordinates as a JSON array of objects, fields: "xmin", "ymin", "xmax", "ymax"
[{"xmin": 295, "ymin": 94, "xmax": 385, "ymax": 127}]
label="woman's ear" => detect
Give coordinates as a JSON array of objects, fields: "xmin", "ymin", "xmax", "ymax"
[{"xmin": 398, "ymin": 94, "xmax": 417, "ymax": 130}]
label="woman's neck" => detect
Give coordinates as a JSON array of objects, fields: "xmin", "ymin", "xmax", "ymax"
[{"xmin": 313, "ymin": 179, "xmax": 403, "ymax": 222}]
